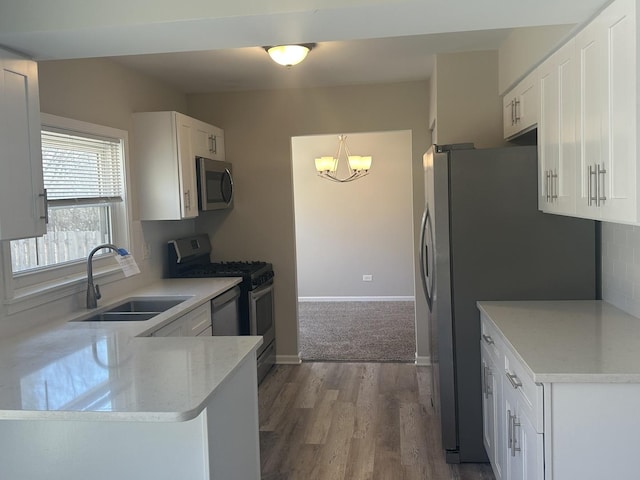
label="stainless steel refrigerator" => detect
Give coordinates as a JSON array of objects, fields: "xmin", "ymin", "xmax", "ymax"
[{"xmin": 420, "ymin": 144, "xmax": 597, "ymax": 463}]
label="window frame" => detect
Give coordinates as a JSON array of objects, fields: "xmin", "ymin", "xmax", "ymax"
[{"xmin": 1, "ymin": 113, "xmax": 134, "ymax": 312}]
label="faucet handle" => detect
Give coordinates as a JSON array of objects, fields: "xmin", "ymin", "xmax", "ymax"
[{"xmin": 94, "ymin": 284, "xmax": 102, "ymax": 300}]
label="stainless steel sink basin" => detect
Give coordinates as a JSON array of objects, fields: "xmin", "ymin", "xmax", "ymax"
[
  {"xmin": 104, "ymin": 297, "xmax": 189, "ymax": 313},
  {"xmin": 73, "ymin": 296, "xmax": 191, "ymax": 322},
  {"xmin": 81, "ymin": 312, "xmax": 160, "ymax": 322}
]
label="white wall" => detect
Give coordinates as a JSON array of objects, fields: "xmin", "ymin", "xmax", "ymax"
[
  {"xmin": 292, "ymin": 131, "xmax": 414, "ymax": 300},
  {"xmin": 497, "ymin": 25, "xmax": 574, "ymax": 94},
  {"xmin": 0, "ymin": 58, "xmax": 192, "ymax": 337},
  {"xmin": 601, "ymin": 222, "xmax": 640, "ymax": 317}
]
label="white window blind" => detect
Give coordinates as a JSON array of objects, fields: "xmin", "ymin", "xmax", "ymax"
[{"xmin": 42, "ymin": 128, "xmax": 124, "ymax": 206}]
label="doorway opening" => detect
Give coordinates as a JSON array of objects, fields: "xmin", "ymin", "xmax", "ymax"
[{"xmin": 291, "ymin": 131, "xmax": 416, "ymax": 362}]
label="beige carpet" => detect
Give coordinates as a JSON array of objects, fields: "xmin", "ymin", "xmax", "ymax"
[{"xmin": 298, "ymin": 301, "xmax": 416, "ymax": 362}]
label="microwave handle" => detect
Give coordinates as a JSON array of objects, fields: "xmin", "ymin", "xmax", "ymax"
[{"xmin": 222, "ymin": 168, "xmax": 234, "ymax": 204}]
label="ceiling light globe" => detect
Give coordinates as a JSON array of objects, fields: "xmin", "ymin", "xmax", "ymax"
[{"xmin": 267, "ymin": 45, "xmax": 310, "ymax": 66}]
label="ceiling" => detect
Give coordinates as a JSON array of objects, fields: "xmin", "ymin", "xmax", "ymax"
[
  {"xmin": 0, "ymin": 0, "xmax": 610, "ymax": 94},
  {"xmin": 107, "ymin": 31, "xmax": 513, "ymax": 94}
]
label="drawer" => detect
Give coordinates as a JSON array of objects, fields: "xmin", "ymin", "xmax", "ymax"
[
  {"xmin": 184, "ymin": 303, "xmax": 211, "ymax": 336},
  {"xmin": 480, "ymin": 314, "xmax": 505, "ymax": 365},
  {"xmin": 503, "ymin": 348, "xmax": 544, "ymax": 433}
]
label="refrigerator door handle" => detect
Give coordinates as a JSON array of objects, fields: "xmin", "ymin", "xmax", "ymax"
[{"xmin": 419, "ymin": 206, "xmax": 433, "ymax": 311}]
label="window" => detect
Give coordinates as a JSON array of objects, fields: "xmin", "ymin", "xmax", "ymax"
[
  {"xmin": 11, "ymin": 125, "xmax": 126, "ymax": 273},
  {"xmin": 5, "ymin": 114, "xmax": 130, "ymax": 295}
]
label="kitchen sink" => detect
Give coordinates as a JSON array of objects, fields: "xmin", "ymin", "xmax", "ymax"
[
  {"xmin": 80, "ymin": 312, "xmax": 160, "ymax": 322},
  {"xmin": 73, "ymin": 296, "xmax": 191, "ymax": 322},
  {"xmin": 103, "ymin": 297, "xmax": 189, "ymax": 314}
]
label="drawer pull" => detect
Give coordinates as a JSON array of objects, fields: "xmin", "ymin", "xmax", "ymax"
[
  {"xmin": 482, "ymin": 334, "xmax": 494, "ymax": 345},
  {"xmin": 506, "ymin": 372, "xmax": 522, "ymax": 389}
]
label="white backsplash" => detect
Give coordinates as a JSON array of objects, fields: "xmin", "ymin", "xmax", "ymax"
[{"xmin": 601, "ymin": 222, "xmax": 640, "ymax": 317}]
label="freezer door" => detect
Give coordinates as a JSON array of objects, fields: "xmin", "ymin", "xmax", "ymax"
[{"xmin": 424, "ymin": 147, "xmax": 459, "ymax": 459}]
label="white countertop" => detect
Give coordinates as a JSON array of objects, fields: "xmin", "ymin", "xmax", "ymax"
[
  {"xmin": 0, "ymin": 278, "xmax": 263, "ymax": 422},
  {"xmin": 477, "ymin": 300, "xmax": 640, "ymax": 383}
]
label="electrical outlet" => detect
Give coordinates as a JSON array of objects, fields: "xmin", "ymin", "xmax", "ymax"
[
  {"xmin": 363, "ymin": 274, "xmax": 373, "ymax": 282},
  {"xmin": 142, "ymin": 242, "xmax": 151, "ymax": 260}
]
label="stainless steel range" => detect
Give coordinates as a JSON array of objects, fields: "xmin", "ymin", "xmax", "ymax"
[{"xmin": 167, "ymin": 234, "xmax": 275, "ymax": 383}]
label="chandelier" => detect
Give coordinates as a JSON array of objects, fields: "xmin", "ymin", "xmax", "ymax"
[{"xmin": 314, "ymin": 135, "xmax": 372, "ymax": 183}]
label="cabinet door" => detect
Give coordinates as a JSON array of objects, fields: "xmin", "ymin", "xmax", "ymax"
[
  {"xmin": 504, "ymin": 73, "xmax": 538, "ymax": 140},
  {"xmin": 175, "ymin": 114, "xmax": 198, "ymax": 219},
  {"xmin": 538, "ymin": 41, "xmax": 577, "ymax": 215},
  {"xmin": 152, "ymin": 318, "xmax": 186, "ymax": 337},
  {"xmin": 516, "ymin": 72, "xmax": 538, "ymax": 134},
  {"xmin": 0, "ymin": 48, "xmax": 46, "ymax": 240},
  {"xmin": 482, "ymin": 343, "xmax": 504, "ymax": 480},
  {"xmin": 598, "ymin": 0, "xmax": 636, "ymax": 222},
  {"xmin": 538, "ymin": 56, "xmax": 558, "ymax": 213},
  {"xmin": 575, "ymin": 18, "xmax": 606, "ymax": 219},
  {"xmin": 575, "ymin": 0, "xmax": 637, "ymax": 222},
  {"xmin": 192, "ymin": 120, "xmax": 225, "ymax": 161},
  {"xmin": 504, "ymin": 380, "xmax": 544, "ymax": 480}
]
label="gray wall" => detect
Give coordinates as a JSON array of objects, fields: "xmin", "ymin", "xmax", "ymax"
[
  {"xmin": 0, "ymin": 58, "xmax": 193, "ymax": 337},
  {"xmin": 432, "ymin": 50, "xmax": 505, "ymax": 149},
  {"xmin": 292, "ymin": 131, "xmax": 414, "ymax": 299},
  {"xmin": 187, "ymin": 82, "xmax": 430, "ymax": 360}
]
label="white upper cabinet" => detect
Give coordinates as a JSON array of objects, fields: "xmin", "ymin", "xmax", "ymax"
[
  {"xmin": 191, "ymin": 118, "xmax": 225, "ymax": 161},
  {"xmin": 503, "ymin": 71, "xmax": 539, "ymax": 140},
  {"xmin": 575, "ymin": 0, "xmax": 637, "ymax": 223},
  {"xmin": 538, "ymin": 40, "xmax": 577, "ymax": 215},
  {"xmin": 132, "ymin": 111, "xmax": 199, "ymax": 220},
  {"xmin": 0, "ymin": 47, "xmax": 46, "ymax": 240}
]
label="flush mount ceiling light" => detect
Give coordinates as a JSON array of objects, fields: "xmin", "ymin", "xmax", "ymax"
[
  {"xmin": 315, "ymin": 135, "xmax": 372, "ymax": 183},
  {"xmin": 264, "ymin": 43, "xmax": 315, "ymax": 66}
]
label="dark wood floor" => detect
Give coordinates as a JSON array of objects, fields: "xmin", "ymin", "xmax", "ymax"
[{"xmin": 258, "ymin": 362, "xmax": 495, "ymax": 480}]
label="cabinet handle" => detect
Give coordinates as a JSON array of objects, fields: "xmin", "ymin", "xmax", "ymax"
[
  {"xmin": 185, "ymin": 190, "xmax": 191, "ymax": 210},
  {"xmin": 482, "ymin": 365, "xmax": 487, "ymax": 398},
  {"xmin": 512, "ymin": 416, "xmax": 521, "ymax": 455},
  {"xmin": 38, "ymin": 189, "xmax": 48, "ymax": 224},
  {"xmin": 212, "ymin": 135, "xmax": 217, "ymax": 154},
  {"xmin": 551, "ymin": 170, "xmax": 558, "ymax": 200},
  {"xmin": 597, "ymin": 164, "xmax": 607, "ymax": 205},
  {"xmin": 482, "ymin": 334, "xmax": 494, "ymax": 345},
  {"xmin": 588, "ymin": 165, "xmax": 597, "ymax": 206},
  {"xmin": 486, "ymin": 367, "xmax": 493, "ymax": 397},
  {"xmin": 507, "ymin": 410, "xmax": 513, "ymax": 452},
  {"xmin": 545, "ymin": 170, "xmax": 551, "ymax": 202},
  {"xmin": 506, "ymin": 372, "xmax": 522, "ymax": 389},
  {"xmin": 514, "ymin": 98, "xmax": 521, "ymax": 123}
]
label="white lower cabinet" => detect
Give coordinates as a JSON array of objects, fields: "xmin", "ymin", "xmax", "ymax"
[
  {"xmin": 152, "ymin": 303, "xmax": 211, "ymax": 337},
  {"xmin": 481, "ymin": 342, "xmax": 504, "ymax": 480},
  {"xmin": 482, "ymin": 316, "xmax": 543, "ymax": 480}
]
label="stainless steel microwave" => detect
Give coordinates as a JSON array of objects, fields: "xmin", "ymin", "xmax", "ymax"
[{"xmin": 196, "ymin": 157, "xmax": 233, "ymax": 211}]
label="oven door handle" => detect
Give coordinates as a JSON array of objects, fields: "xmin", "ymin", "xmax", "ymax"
[{"xmin": 250, "ymin": 280, "xmax": 274, "ymax": 301}]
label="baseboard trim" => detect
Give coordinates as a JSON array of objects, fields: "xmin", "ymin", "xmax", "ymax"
[
  {"xmin": 415, "ymin": 354, "xmax": 431, "ymax": 366},
  {"xmin": 298, "ymin": 296, "xmax": 415, "ymax": 302},
  {"xmin": 276, "ymin": 355, "xmax": 302, "ymax": 365}
]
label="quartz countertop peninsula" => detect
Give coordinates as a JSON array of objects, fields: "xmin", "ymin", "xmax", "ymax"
[
  {"xmin": 477, "ymin": 300, "xmax": 640, "ymax": 383},
  {"xmin": 0, "ymin": 278, "xmax": 262, "ymax": 421}
]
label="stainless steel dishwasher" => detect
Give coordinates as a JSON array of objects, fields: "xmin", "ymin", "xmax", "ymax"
[{"xmin": 211, "ymin": 286, "xmax": 241, "ymax": 335}]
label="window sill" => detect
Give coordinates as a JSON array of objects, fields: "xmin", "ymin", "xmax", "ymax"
[{"xmin": 3, "ymin": 265, "xmax": 134, "ymax": 315}]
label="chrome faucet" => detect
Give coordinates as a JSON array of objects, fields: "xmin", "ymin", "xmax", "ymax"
[{"xmin": 86, "ymin": 243, "xmax": 125, "ymax": 309}]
